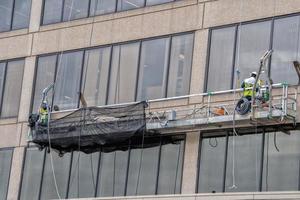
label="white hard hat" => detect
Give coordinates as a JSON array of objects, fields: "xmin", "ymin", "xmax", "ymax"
[{"xmin": 251, "ymin": 71, "xmax": 257, "ymax": 76}]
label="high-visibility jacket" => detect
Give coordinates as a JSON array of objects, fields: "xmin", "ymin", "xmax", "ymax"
[
  {"xmin": 241, "ymin": 77, "xmax": 258, "ymax": 97},
  {"xmin": 39, "ymin": 108, "xmax": 48, "ymax": 125}
]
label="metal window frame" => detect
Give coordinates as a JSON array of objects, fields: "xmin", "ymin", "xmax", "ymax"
[{"xmin": 0, "ymin": 147, "xmax": 14, "ymax": 200}]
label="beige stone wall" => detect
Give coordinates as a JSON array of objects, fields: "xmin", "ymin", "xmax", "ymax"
[{"xmin": 1, "ymin": 0, "xmax": 300, "ymax": 199}]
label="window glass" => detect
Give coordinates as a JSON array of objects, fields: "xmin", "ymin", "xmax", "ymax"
[
  {"xmin": 271, "ymin": 16, "xmax": 300, "ymax": 85},
  {"xmin": 43, "ymin": 0, "xmax": 63, "ymax": 25},
  {"xmin": 207, "ymin": 27, "xmax": 236, "ymax": 92},
  {"xmin": 225, "ymin": 133, "xmax": 262, "ymax": 192},
  {"xmin": 0, "ymin": 63, "xmax": 6, "ymax": 108},
  {"xmin": 97, "ymin": 150, "xmax": 129, "ymax": 197},
  {"xmin": 90, "ymin": 0, "xmax": 116, "ymax": 16},
  {"xmin": 63, "ymin": 0, "xmax": 89, "ymax": 21},
  {"xmin": 32, "ymin": 55, "xmax": 57, "ymax": 113},
  {"xmin": 108, "ymin": 43, "xmax": 140, "ymax": 104},
  {"xmin": 235, "ymin": 21, "xmax": 271, "ymax": 82},
  {"xmin": 12, "ymin": 0, "xmax": 31, "ymax": 30},
  {"xmin": 198, "ymin": 136, "xmax": 226, "ymax": 193},
  {"xmin": 146, "ymin": 0, "xmax": 173, "ymax": 6},
  {"xmin": 167, "ymin": 34, "xmax": 193, "ymax": 97},
  {"xmin": 82, "ymin": 47, "xmax": 111, "ymax": 106},
  {"xmin": 53, "ymin": 51, "xmax": 83, "ymax": 110},
  {"xmin": 0, "ymin": 0, "xmax": 13, "ymax": 32},
  {"xmin": 68, "ymin": 152, "xmax": 100, "ymax": 198},
  {"xmin": 263, "ymin": 131, "xmax": 300, "ymax": 191},
  {"xmin": 137, "ymin": 38, "xmax": 170, "ymax": 100},
  {"xmin": 40, "ymin": 152, "xmax": 71, "ymax": 199},
  {"xmin": 0, "ymin": 148, "xmax": 13, "ymax": 200},
  {"xmin": 1, "ymin": 60, "xmax": 24, "ymax": 118},
  {"xmin": 157, "ymin": 138, "xmax": 185, "ymax": 194},
  {"xmin": 19, "ymin": 148, "xmax": 44, "ymax": 200},
  {"xmin": 126, "ymin": 137, "xmax": 160, "ymax": 195},
  {"xmin": 117, "ymin": 0, "xmax": 145, "ymax": 11}
]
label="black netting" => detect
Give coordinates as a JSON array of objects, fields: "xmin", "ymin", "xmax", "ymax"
[{"xmin": 30, "ymin": 101, "xmax": 149, "ymax": 154}]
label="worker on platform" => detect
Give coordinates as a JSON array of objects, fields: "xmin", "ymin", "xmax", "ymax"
[
  {"xmin": 39, "ymin": 101, "xmax": 49, "ymax": 126},
  {"xmin": 241, "ymin": 71, "xmax": 260, "ymax": 101}
]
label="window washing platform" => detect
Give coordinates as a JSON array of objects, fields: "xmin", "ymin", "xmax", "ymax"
[{"xmin": 27, "ymin": 83, "xmax": 298, "ymax": 154}]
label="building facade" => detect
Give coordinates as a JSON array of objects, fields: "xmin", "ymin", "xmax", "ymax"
[{"xmin": 1, "ymin": 0, "xmax": 300, "ymax": 199}]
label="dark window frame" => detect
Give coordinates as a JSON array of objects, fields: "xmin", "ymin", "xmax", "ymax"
[
  {"xmin": 204, "ymin": 12, "xmax": 300, "ymax": 92},
  {"xmin": 0, "ymin": 147, "xmax": 14, "ymax": 200}
]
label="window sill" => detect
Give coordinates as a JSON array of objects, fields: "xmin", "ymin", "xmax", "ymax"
[
  {"xmin": 0, "ymin": 117, "xmax": 18, "ymax": 125},
  {"xmin": 0, "ymin": 28, "xmax": 29, "ymax": 39}
]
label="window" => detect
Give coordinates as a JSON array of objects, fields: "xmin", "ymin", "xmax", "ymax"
[
  {"xmin": 32, "ymin": 33, "xmax": 194, "ymax": 111},
  {"xmin": 20, "ymin": 135, "xmax": 185, "ymax": 198},
  {"xmin": 271, "ymin": 16, "xmax": 300, "ymax": 85},
  {"xmin": 263, "ymin": 131, "xmax": 300, "ymax": 191},
  {"xmin": 167, "ymin": 34, "xmax": 194, "ymax": 97},
  {"xmin": 206, "ymin": 27, "xmax": 236, "ymax": 92},
  {"xmin": 53, "ymin": 51, "xmax": 83, "ymax": 110},
  {"xmin": 90, "ymin": 0, "xmax": 116, "ymax": 16},
  {"xmin": 40, "ymin": 151, "xmax": 71, "ymax": 199},
  {"xmin": 137, "ymin": 38, "xmax": 170, "ymax": 100},
  {"xmin": 0, "ymin": 0, "xmax": 31, "ymax": 32},
  {"xmin": 42, "ymin": 0, "xmax": 176, "ymax": 25},
  {"xmin": 0, "ymin": 59, "xmax": 24, "ymax": 118},
  {"xmin": 0, "ymin": 148, "xmax": 13, "ymax": 200},
  {"xmin": 198, "ymin": 130, "xmax": 300, "ymax": 193},
  {"xmin": 117, "ymin": 0, "xmax": 145, "ymax": 11},
  {"xmin": 19, "ymin": 148, "xmax": 45, "ymax": 200},
  {"xmin": 146, "ymin": 0, "xmax": 173, "ymax": 6},
  {"xmin": 206, "ymin": 14, "xmax": 300, "ymax": 91},
  {"xmin": 63, "ymin": 0, "xmax": 89, "ymax": 21},
  {"xmin": 108, "ymin": 43, "xmax": 140, "ymax": 104},
  {"xmin": 82, "ymin": 47, "xmax": 111, "ymax": 106}
]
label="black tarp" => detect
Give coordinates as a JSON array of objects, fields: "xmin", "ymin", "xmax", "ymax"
[{"xmin": 30, "ymin": 102, "xmax": 149, "ymax": 154}]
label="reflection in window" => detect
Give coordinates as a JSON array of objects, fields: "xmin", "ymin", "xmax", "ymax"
[
  {"xmin": 19, "ymin": 148, "xmax": 44, "ymax": 200},
  {"xmin": 198, "ymin": 136, "xmax": 226, "ymax": 193},
  {"xmin": 0, "ymin": 148, "xmax": 13, "ymax": 200},
  {"xmin": 137, "ymin": 38, "xmax": 170, "ymax": 100},
  {"xmin": 0, "ymin": 0, "xmax": 13, "ymax": 32},
  {"xmin": 146, "ymin": 0, "xmax": 173, "ymax": 6},
  {"xmin": 43, "ymin": 0, "xmax": 63, "ymax": 25},
  {"xmin": 82, "ymin": 47, "xmax": 111, "ymax": 106},
  {"xmin": 32, "ymin": 55, "xmax": 57, "ymax": 113},
  {"xmin": 12, "ymin": 0, "xmax": 31, "ymax": 29},
  {"xmin": 108, "ymin": 43, "xmax": 140, "ymax": 104},
  {"xmin": 207, "ymin": 27, "xmax": 236, "ymax": 92},
  {"xmin": 168, "ymin": 34, "xmax": 194, "ymax": 97},
  {"xmin": 263, "ymin": 131, "xmax": 300, "ymax": 191},
  {"xmin": 271, "ymin": 16, "xmax": 300, "ymax": 85},
  {"xmin": 68, "ymin": 152, "xmax": 99, "ymax": 198},
  {"xmin": 40, "ymin": 152, "xmax": 71, "ymax": 199},
  {"xmin": 0, "ymin": 60, "xmax": 25, "ymax": 118},
  {"xmin": 117, "ymin": 0, "xmax": 145, "ymax": 11},
  {"xmin": 63, "ymin": 0, "xmax": 89, "ymax": 21},
  {"xmin": 53, "ymin": 51, "xmax": 83, "ymax": 110},
  {"xmin": 235, "ymin": 21, "xmax": 271, "ymax": 81},
  {"xmin": 90, "ymin": 0, "xmax": 116, "ymax": 16},
  {"xmin": 225, "ymin": 134, "xmax": 262, "ymax": 192}
]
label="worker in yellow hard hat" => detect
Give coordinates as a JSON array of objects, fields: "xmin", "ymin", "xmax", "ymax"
[{"xmin": 39, "ymin": 101, "xmax": 49, "ymax": 126}]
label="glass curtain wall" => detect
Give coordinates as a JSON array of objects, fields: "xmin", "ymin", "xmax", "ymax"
[
  {"xmin": 42, "ymin": 0, "xmax": 177, "ymax": 25},
  {"xmin": 20, "ymin": 135, "xmax": 185, "ymax": 199},
  {"xmin": 206, "ymin": 14, "xmax": 300, "ymax": 91},
  {"xmin": 32, "ymin": 33, "xmax": 194, "ymax": 111}
]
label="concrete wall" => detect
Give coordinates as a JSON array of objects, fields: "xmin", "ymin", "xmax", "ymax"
[{"xmin": 1, "ymin": 0, "xmax": 300, "ymax": 199}]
